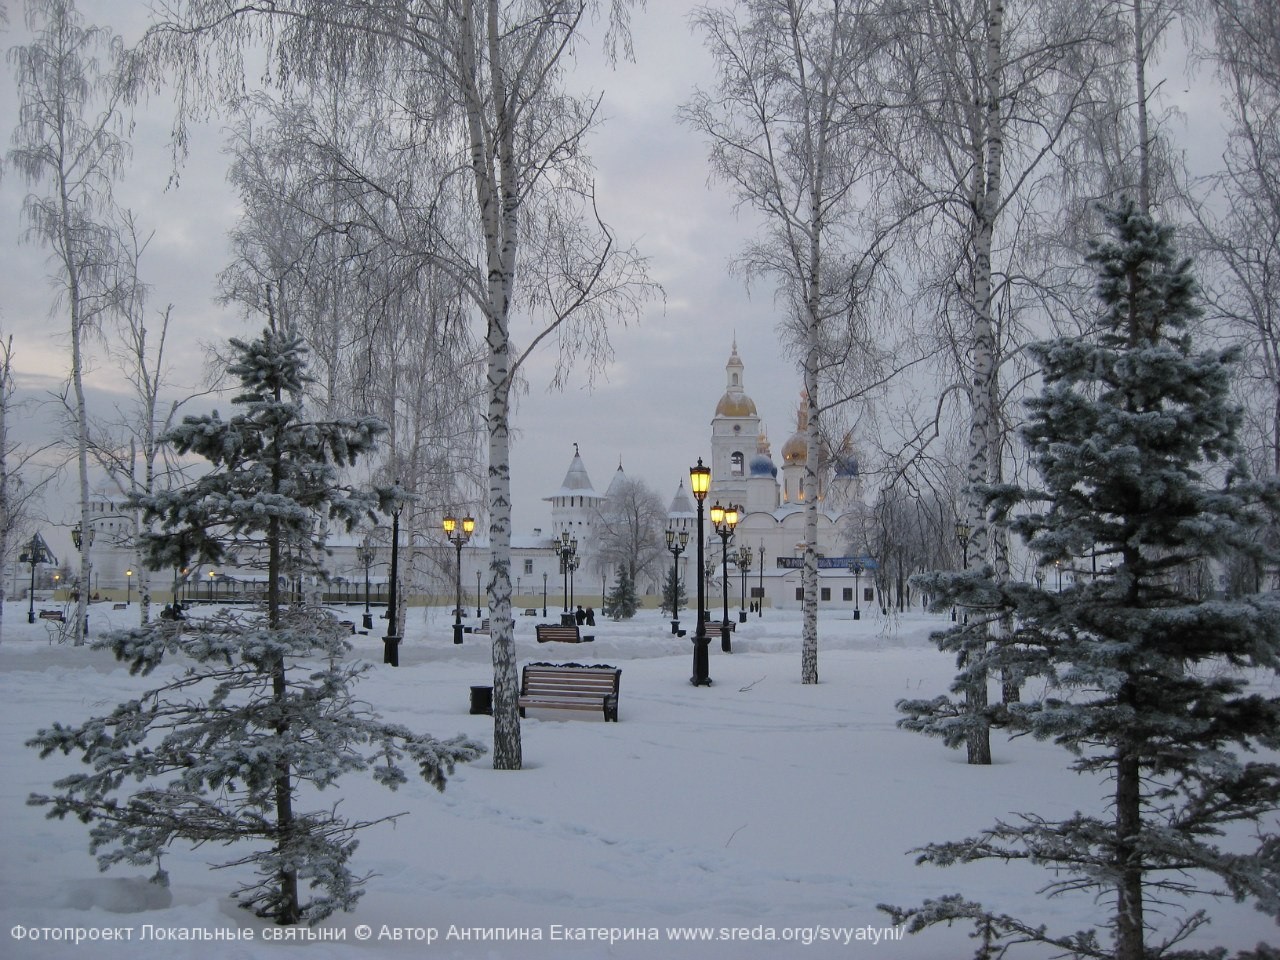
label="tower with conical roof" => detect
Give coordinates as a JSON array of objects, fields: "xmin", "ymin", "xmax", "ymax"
[
  {"xmin": 544, "ymin": 443, "xmax": 604, "ymax": 542},
  {"xmin": 709, "ymin": 339, "xmax": 763, "ymax": 509}
]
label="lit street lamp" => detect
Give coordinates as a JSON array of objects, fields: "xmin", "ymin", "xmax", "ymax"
[
  {"xmin": 689, "ymin": 458, "xmax": 712, "ymax": 686},
  {"xmin": 710, "ymin": 501, "xmax": 739, "ymax": 652},
  {"xmin": 18, "ymin": 532, "xmax": 54, "ymax": 624},
  {"xmin": 125, "ymin": 568, "xmax": 133, "ymax": 607},
  {"xmin": 443, "ymin": 514, "xmax": 475, "ymax": 645},
  {"xmin": 207, "ymin": 569, "xmax": 216, "ymax": 602},
  {"xmin": 665, "ymin": 527, "xmax": 690, "ymax": 635}
]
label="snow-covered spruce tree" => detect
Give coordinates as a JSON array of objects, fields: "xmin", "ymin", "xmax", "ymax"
[
  {"xmin": 26, "ymin": 319, "xmax": 485, "ymax": 925},
  {"xmin": 890, "ymin": 202, "xmax": 1280, "ymax": 960},
  {"xmin": 606, "ymin": 569, "xmax": 638, "ymax": 621},
  {"xmin": 662, "ymin": 565, "xmax": 687, "ymax": 620}
]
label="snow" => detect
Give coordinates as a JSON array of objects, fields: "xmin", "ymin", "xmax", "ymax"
[{"xmin": 1, "ymin": 602, "xmax": 1275, "ymax": 958}]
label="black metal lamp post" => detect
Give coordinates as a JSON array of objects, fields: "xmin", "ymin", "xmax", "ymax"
[
  {"xmin": 19, "ymin": 532, "xmax": 54, "ymax": 624},
  {"xmin": 356, "ymin": 535, "xmax": 376, "ymax": 630},
  {"xmin": 710, "ymin": 501, "xmax": 739, "ymax": 652},
  {"xmin": 443, "ymin": 514, "xmax": 475, "ymax": 645},
  {"xmin": 570, "ymin": 555, "xmax": 580, "ymax": 611},
  {"xmin": 665, "ymin": 527, "xmax": 689, "ymax": 634},
  {"xmin": 954, "ymin": 518, "xmax": 971, "ymax": 623},
  {"xmin": 542, "ymin": 571, "xmax": 548, "ymax": 617},
  {"xmin": 849, "ymin": 560, "xmax": 864, "ymax": 620},
  {"xmin": 689, "ymin": 458, "xmax": 712, "ymax": 686},
  {"xmin": 71, "ymin": 522, "xmax": 94, "ymax": 638},
  {"xmin": 557, "ymin": 531, "xmax": 578, "ymax": 624},
  {"xmin": 125, "ymin": 568, "xmax": 133, "ymax": 606},
  {"xmin": 476, "ymin": 569, "xmax": 482, "ymax": 618},
  {"xmin": 737, "ymin": 545, "xmax": 751, "ymax": 622},
  {"xmin": 384, "ymin": 498, "xmax": 403, "ymax": 666},
  {"xmin": 758, "ymin": 542, "xmax": 765, "ymax": 616}
]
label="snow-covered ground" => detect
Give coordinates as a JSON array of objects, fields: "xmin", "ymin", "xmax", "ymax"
[{"xmin": 1, "ymin": 601, "xmax": 1275, "ymax": 959}]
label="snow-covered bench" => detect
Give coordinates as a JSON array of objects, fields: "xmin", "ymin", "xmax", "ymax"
[
  {"xmin": 535, "ymin": 623, "xmax": 593, "ymax": 643},
  {"xmin": 518, "ymin": 662, "xmax": 621, "ymax": 722}
]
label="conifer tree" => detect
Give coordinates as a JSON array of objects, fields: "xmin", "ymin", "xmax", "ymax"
[
  {"xmin": 27, "ymin": 317, "xmax": 484, "ymax": 925},
  {"xmin": 606, "ymin": 569, "xmax": 638, "ymax": 621},
  {"xmin": 892, "ymin": 202, "xmax": 1280, "ymax": 959},
  {"xmin": 661, "ymin": 565, "xmax": 687, "ymax": 620}
]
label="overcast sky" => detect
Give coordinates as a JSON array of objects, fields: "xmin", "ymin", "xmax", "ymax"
[
  {"xmin": 1, "ymin": 0, "xmax": 1224, "ymax": 545},
  {"xmin": 0, "ymin": 0, "xmax": 822, "ymax": 540}
]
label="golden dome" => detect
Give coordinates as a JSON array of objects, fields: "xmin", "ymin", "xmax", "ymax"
[
  {"xmin": 715, "ymin": 392, "xmax": 758, "ymax": 418},
  {"xmin": 782, "ymin": 431, "xmax": 807, "ymax": 463}
]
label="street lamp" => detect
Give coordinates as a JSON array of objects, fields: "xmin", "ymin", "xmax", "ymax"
[
  {"xmin": 689, "ymin": 458, "xmax": 712, "ymax": 686},
  {"xmin": 570, "ymin": 555, "xmax": 580, "ymax": 612},
  {"xmin": 849, "ymin": 560, "xmax": 864, "ymax": 620},
  {"xmin": 665, "ymin": 527, "xmax": 690, "ymax": 635},
  {"xmin": 18, "ymin": 532, "xmax": 54, "ymax": 624},
  {"xmin": 356, "ymin": 535, "xmax": 376, "ymax": 630},
  {"xmin": 557, "ymin": 531, "xmax": 578, "ymax": 623},
  {"xmin": 71, "ymin": 521, "xmax": 94, "ymax": 638},
  {"xmin": 207, "ymin": 569, "xmax": 216, "ymax": 602},
  {"xmin": 384, "ymin": 494, "xmax": 403, "ymax": 666},
  {"xmin": 443, "ymin": 514, "xmax": 475, "ymax": 645},
  {"xmin": 758, "ymin": 542, "xmax": 765, "ymax": 617},
  {"xmin": 737, "ymin": 545, "xmax": 752, "ymax": 622},
  {"xmin": 542, "ymin": 571, "xmax": 548, "ymax": 617},
  {"xmin": 125, "ymin": 569, "xmax": 133, "ymax": 606},
  {"xmin": 476, "ymin": 569, "xmax": 482, "ymax": 618},
  {"xmin": 955, "ymin": 518, "xmax": 971, "ymax": 568},
  {"xmin": 710, "ymin": 501, "xmax": 739, "ymax": 652}
]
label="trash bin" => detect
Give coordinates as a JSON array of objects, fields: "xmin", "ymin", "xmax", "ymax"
[
  {"xmin": 469, "ymin": 685, "xmax": 493, "ymax": 715},
  {"xmin": 560, "ymin": 612, "xmax": 576, "ymax": 626}
]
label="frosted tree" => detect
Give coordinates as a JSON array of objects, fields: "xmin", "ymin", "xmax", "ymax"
[
  {"xmin": 27, "ymin": 319, "xmax": 484, "ymax": 925},
  {"xmin": 594, "ymin": 474, "xmax": 667, "ymax": 595},
  {"xmin": 143, "ymin": 0, "xmax": 657, "ymax": 769},
  {"xmin": 683, "ymin": 0, "xmax": 892, "ymax": 684},
  {"xmin": 8, "ymin": 0, "xmax": 141, "ymax": 645},
  {"xmin": 891, "ymin": 202, "xmax": 1280, "ymax": 960}
]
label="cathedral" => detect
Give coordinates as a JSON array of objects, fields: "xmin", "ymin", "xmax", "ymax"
[{"xmin": 29, "ymin": 344, "xmax": 877, "ymax": 616}]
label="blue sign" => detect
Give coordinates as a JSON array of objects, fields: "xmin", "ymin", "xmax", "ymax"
[{"xmin": 775, "ymin": 556, "xmax": 877, "ymax": 570}]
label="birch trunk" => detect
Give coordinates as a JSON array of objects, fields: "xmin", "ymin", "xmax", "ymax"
[{"xmin": 959, "ymin": 0, "xmax": 1006, "ymax": 765}]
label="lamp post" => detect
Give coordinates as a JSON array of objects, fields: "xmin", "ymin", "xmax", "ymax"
[
  {"xmin": 758, "ymin": 542, "xmax": 765, "ymax": 616},
  {"xmin": 954, "ymin": 518, "xmax": 971, "ymax": 623},
  {"xmin": 207, "ymin": 569, "xmax": 216, "ymax": 602},
  {"xmin": 542, "ymin": 571, "xmax": 548, "ymax": 617},
  {"xmin": 710, "ymin": 501, "xmax": 739, "ymax": 652},
  {"xmin": 356, "ymin": 535, "xmax": 376, "ymax": 630},
  {"xmin": 557, "ymin": 531, "xmax": 578, "ymax": 623},
  {"xmin": 125, "ymin": 569, "xmax": 133, "ymax": 606},
  {"xmin": 737, "ymin": 545, "xmax": 751, "ymax": 622},
  {"xmin": 384, "ymin": 496, "xmax": 403, "ymax": 666},
  {"xmin": 443, "ymin": 514, "xmax": 475, "ymax": 645},
  {"xmin": 689, "ymin": 458, "xmax": 711, "ymax": 686},
  {"xmin": 19, "ymin": 532, "xmax": 54, "ymax": 624},
  {"xmin": 849, "ymin": 560, "xmax": 864, "ymax": 620},
  {"xmin": 665, "ymin": 527, "xmax": 689, "ymax": 635},
  {"xmin": 476, "ymin": 569, "xmax": 482, "ymax": 618},
  {"xmin": 570, "ymin": 555, "xmax": 580, "ymax": 612},
  {"xmin": 71, "ymin": 521, "xmax": 94, "ymax": 639}
]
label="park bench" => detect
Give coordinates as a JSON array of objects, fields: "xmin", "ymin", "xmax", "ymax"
[
  {"xmin": 474, "ymin": 618, "xmax": 491, "ymax": 635},
  {"xmin": 112, "ymin": 603, "xmax": 127, "ymax": 610},
  {"xmin": 38, "ymin": 609, "xmax": 65, "ymax": 622},
  {"xmin": 704, "ymin": 619, "xmax": 737, "ymax": 633},
  {"xmin": 518, "ymin": 662, "xmax": 621, "ymax": 721},
  {"xmin": 535, "ymin": 623, "xmax": 594, "ymax": 643},
  {"xmin": 523, "ymin": 607, "xmax": 538, "ymax": 616}
]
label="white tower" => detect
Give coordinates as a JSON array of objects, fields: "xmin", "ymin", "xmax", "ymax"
[
  {"xmin": 709, "ymin": 340, "xmax": 762, "ymax": 509},
  {"xmin": 544, "ymin": 444, "xmax": 604, "ymax": 542}
]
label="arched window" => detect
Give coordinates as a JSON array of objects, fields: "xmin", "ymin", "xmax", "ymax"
[{"xmin": 731, "ymin": 451, "xmax": 744, "ymax": 477}]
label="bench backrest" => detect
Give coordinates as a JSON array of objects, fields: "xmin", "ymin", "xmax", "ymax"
[
  {"xmin": 535, "ymin": 624, "xmax": 580, "ymax": 639},
  {"xmin": 521, "ymin": 663, "xmax": 620, "ymax": 697}
]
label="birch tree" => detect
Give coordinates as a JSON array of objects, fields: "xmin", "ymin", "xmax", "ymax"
[
  {"xmin": 8, "ymin": 0, "xmax": 140, "ymax": 644},
  {"xmin": 683, "ymin": 0, "xmax": 891, "ymax": 685},
  {"xmin": 143, "ymin": 0, "xmax": 656, "ymax": 769}
]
